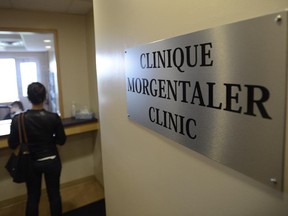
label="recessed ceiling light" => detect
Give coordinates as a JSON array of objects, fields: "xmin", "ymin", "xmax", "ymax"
[
  {"xmin": 45, "ymin": 45, "xmax": 51, "ymax": 49},
  {"xmin": 44, "ymin": 39, "xmax": 51, "ymax": 43}
]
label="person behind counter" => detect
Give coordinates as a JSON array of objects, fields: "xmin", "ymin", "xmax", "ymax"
[
  {"xmin": 3, "ymin": 101, "xmax": 24, "ymax": 119},
  {"xmin": 8, "ymin": 82, "xmax": 66, "ymax": 216}
]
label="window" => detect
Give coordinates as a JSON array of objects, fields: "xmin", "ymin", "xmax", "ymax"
[
  {"xmin": 0, "ymin": 58, "xmax": 19, "ymax": 103},
  {"xmin": 20, "ymin": 62, "xmax": 38, "ymax": 97},
  {"xmin": 0, "ymin": 58, "xmax": 38, "ymax": 103}
]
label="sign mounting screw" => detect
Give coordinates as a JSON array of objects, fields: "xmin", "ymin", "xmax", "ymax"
[
  {"xmin": 270, "ymin": 177, "xmax": 278, "ymax": 184},
  {"xmin": 274, "ymin": 15, "xmax": 282, "ymax": 23}
]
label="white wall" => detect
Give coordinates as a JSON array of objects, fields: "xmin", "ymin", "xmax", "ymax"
[{"xmin": 93, "ymin": 0, "xmax": 288, "ymax": 215}]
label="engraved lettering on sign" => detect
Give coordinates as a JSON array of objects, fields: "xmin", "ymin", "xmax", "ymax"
[{"xmin": 140, "ymin": 43, "xmax": 213, "ymax": 72}]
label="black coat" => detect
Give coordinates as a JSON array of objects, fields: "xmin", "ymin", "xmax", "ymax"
[{"xmin": 8, "ymin": 109, "xmax": 66, "ymax": 160}]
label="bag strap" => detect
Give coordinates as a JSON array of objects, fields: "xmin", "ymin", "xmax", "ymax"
[
  {"xmin": 20, "ymin": 113, "xmax": 28, "ymax": 144},
  {"xmin": 17, "ymin": 113, "xmax": 29, "ymax": 155},
  {"xmin": 18, "ymin": 113, "xmax": 23, "ymax": 144}
]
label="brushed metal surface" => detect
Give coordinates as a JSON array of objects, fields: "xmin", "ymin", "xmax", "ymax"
[{"xmin": 125, "ymin": 11, "xmax": 288, "ymax": 190}]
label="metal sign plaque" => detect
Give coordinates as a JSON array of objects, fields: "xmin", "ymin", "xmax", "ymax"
[{"xmin": 125, "ymin": 11, "xmax": 288, "ymax": 190}]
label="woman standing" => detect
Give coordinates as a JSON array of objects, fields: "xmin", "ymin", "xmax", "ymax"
[{"xmin": 8, "ymin": 82, "xmax": 66, "ymax": 216}]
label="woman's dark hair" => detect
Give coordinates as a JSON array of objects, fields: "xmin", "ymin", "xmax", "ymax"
[{"xmin": 27, "ymin": 82, "xmax": 47, "ymax": 104}]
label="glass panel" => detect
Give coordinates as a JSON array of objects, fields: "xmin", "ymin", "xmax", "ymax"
[
  {"xmin": 0, "ymin": 29, "xmax": 62, "ymax": 118},
  {"xmin": 20, "ymin": 62, "xmax": 38, "ymax": 97},
  {"xmin": 0, "ymin": 58, "xmax": 18, "ymax": 102}
]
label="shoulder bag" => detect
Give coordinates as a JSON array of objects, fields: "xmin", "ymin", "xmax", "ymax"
[{"xmin": 5, "ymin": 113, "xmax": 31, "ymax": 183}]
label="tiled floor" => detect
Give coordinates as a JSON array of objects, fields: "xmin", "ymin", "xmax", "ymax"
[{"xmin": 0, "ymin": 176, "xmax": 104, "ymax": 216}]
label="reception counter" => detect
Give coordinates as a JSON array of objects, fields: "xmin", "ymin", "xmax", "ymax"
[{"xmin": 0, "ymin": 117, "xmax": 99, "ymax": 149}]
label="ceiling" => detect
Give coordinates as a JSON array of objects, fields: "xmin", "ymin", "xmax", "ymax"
[
  {"xmin": 0, "ymin": 31, "xmax": 55, "ymax": 52},
  {"xmin": 0, "ymin": 0, "xmax": 93, "ymax": 52},
  {"xmin": 0, "ymin": 0, "xmax": 93, "ymax": 15}
]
